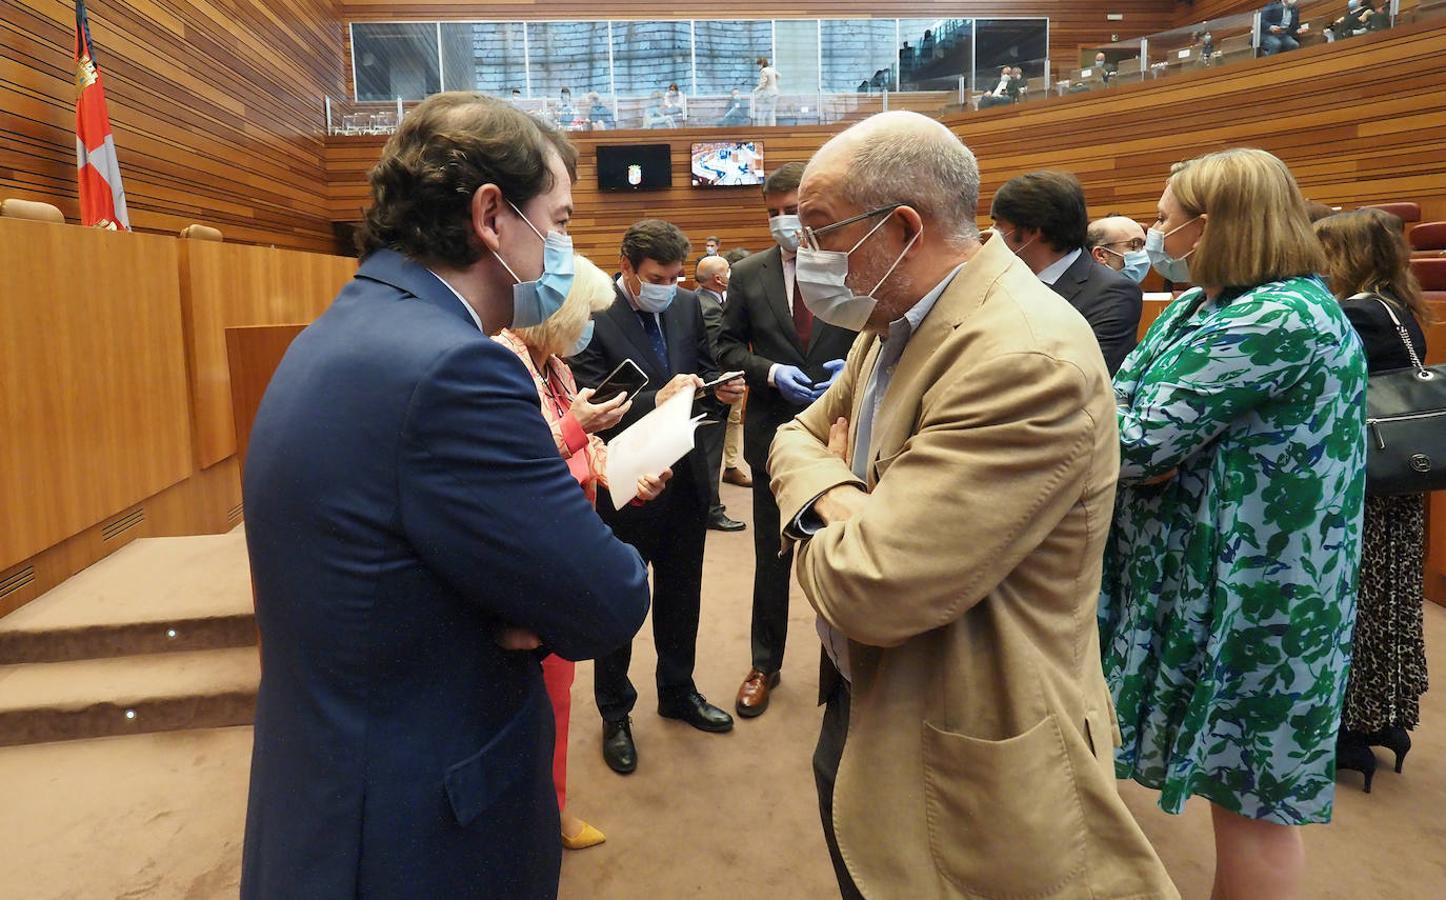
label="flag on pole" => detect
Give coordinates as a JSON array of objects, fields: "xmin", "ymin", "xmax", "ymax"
[{"xmin": 74, "ymin": 0, "xmax": 129, "ymax": 229}]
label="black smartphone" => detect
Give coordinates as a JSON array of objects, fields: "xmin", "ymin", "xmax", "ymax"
[
  {"xmin": 695, "ymin": 370, "xmax": 745, "ymax": 397},
  {"xmin": 593, "ymin": 358, "xmax": 650, "ymax": 403}
]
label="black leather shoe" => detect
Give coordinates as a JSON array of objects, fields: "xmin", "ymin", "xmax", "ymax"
[
  {"xmin": 658, "ymin": 693, "xmax": 734, "ymax": 733},
  {"xmin": 602, "ymin": 717, "xmax": 636, "ymax": 774},
  {"xmin": 707, "ymin": 511, "xmax": 746, "ymax": 532}
]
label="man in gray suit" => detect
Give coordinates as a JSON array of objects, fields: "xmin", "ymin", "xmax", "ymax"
[{"xmin": 696, "ymin": 255, "xmax": 746, "ymax": 532}]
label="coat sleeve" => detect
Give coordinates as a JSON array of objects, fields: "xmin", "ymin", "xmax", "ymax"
[
  {"xmin": 1117, "ymin": 294, "xmax": 1318, "ymax": 483},
  {"xmin": 767, "ymin": 339, "xmax": 871, "ymax": 533},
  {"xmin": 398, "ymin": 339, "xmax": 649, "ymax": 661},
  {"xmin": 790, "ymin": 351, "xmax": 1098, "ymax": 647}
]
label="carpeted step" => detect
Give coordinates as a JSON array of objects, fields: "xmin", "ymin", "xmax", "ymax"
[
  {"xmin": 0, "ymin": 531, "xmax": 256, "ymax": 664},
  {"xmin": 0, "ymin": 647, "xmax": 259, "ymax": 747}
]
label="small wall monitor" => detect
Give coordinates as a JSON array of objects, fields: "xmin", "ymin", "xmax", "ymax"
[
  {"xmin": 597, "ymin": 143, "xmax": 673, "ymax": 191},
  {"xmin": 691, "ymin": 141, "xmax": 765, "ymax": 187}
]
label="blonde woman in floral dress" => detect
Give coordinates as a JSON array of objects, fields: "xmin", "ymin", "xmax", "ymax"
[{"xmin": 1101, "ymin": 148, "xmax": 1367, "ymax": 899}]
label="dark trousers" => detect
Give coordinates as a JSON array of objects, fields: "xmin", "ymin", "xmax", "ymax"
[
  {"xmin": 749, "ymin": 467, "xmax": 794, "ymax": 674},
  {"xmin": 703, "ymin": 415, "xmax": 726, "ymax": 516},
  {"xmin": 594, "ymin": 488, "xmax": 708, "ymax": 723},
  {"xmin": 813, "ymin": 673, "xmax": 864, "ymax": 900}
]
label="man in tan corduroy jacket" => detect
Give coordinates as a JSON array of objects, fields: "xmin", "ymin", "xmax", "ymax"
[{"xmin": 770, "ymin": 111, "xmax": 1177, "ymax": 899}]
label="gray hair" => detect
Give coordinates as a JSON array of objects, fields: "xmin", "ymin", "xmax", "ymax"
[{"xmin": 829, "ymin": 112, "xmax": 980, "ymax": 244}]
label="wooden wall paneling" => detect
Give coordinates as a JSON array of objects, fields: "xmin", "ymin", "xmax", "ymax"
[
  {"xmin": 225, "ymin": 324, "xmax": 308, "ymax": 476},
  {"xmin": 0, "ymin": 218, "xmax": 194, "ymax": 570},
  {"xmin": 0, "ymin": 0, "xmax": 344, "ymax": 252},
  {"xmin": 178, "ymin": 241, "xmax": 354, "ymax": 468}
]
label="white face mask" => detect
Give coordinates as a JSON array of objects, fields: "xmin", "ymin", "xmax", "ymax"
[
  {"xmin": 628, "ymin": 273, "xmax": 676, "ymax": 313},
  {"xmin": 1145, "ymin": 216, "xmax": 1201, "ymax": 283},
  {"xmin": 795, "ymin": 212, "xmax": 919, "ymax": 331},
  {"xmin": 769, "ymin": 214, "xmax": 802, "ymax": 253}
]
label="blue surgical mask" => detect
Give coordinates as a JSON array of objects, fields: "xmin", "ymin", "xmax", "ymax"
[
  {"xmin": 567, "ymin": 319, "xmax": 595, "ymax": 356},
  {"xmin": 1104, "ymin": 246, "xmax": 1151, "ymax": 284},
  {"xmin": 497, "ymin": 201, "xmax": 574, "ymax": 329},
  {"xmin": 1145, "ymin": 217, "xmax": 1200, "ymax": 283},
  {"xmin": 633, "ymin": 279, "xmax": 676, "ymax": 313},
  {"xmin": 770, "ymin": 214, "xmax": 802, "ymax": 253}
]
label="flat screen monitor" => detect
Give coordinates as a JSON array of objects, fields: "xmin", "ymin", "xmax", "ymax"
[
  {"xmin": 691, "ymin": 141, "xmax": 765, "ymax": 187},
  {"xmin": 596, "ymin": 143, "xmax": 672, "ymax": 191}
]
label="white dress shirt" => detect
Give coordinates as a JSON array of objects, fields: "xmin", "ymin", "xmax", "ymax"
[
  {"xmin": 1036, "ymin": 247, "xmax": 1083, "ymax": 286},
  {"xmin": 429, "ymin": 269, "xmax": 484, "ymax": 331}
]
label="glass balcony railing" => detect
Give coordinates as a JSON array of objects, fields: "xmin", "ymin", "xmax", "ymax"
[{"xmin": 324, "ymin": 2, "xmax": 1440, "ymax": 137}]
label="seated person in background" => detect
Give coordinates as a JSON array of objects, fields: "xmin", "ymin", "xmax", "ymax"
[
  {"xmin": 1328, "ymin": 0, "xmax": 1375, "ymax": 40},
  {"xmin": 553, "ymin": 87, "xmax": 579, "ymax": 129},
  {"xmin": 1093, "ymin": 52, "xmax": 1117, "ymax": 84},
  {"xmin": 720, "ymin": 89, "xmax": 750, "ymax": 126},
  {"xmin": 1261, "ymin": 0, "xmax": 1304, "ymax": 55},
  {"xmin": 978, "ymin": 65, "xmax": 1013, "ymax": 108},
  {"xmin": 585, "ymin": 92, "xmax": 615, "ymax": 130},
  {"xmin": 991, "ymin": 170, "xmax": 1144, "ymax": 373},
  {"xmin": 1009, "ymin": 66, "xmax": 1028, "ymax": 100},
  {"xmin": 1086, "ymin": 214, "xmax": 1149, "ymax": 284},
  {"xmin": 644, "ymin": 92, "xmax": 674, "ymax": 129},
  {"xmin": 664, "ymin": 83, "xmax": 688, "ymax": 123},
  {"xmin": 660, "ymin": 93, "xmax": 685, "ymax": 128}
]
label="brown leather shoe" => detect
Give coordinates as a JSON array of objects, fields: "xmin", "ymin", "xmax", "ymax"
[
  {"xmin": 735, "ymin": 668, "xmax": 781, "ymax": 718},
  {"xmin": 722, "ymin": 467, "xmax": 754, "ymax": 488}
]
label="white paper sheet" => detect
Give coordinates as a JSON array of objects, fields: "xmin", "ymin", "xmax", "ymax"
[{"xmin": 605, "ymin": 388, "xmax": 708, "ymax": 510}]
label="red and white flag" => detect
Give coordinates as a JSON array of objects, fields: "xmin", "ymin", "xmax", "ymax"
[{"xmin": 74, "ymin": 0, "xmax": 129, "ymax": 229}]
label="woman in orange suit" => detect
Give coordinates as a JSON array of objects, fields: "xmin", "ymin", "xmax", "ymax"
[{"xmin": 495, "ymin": 254, "xmax": 668, "ymax": 850}]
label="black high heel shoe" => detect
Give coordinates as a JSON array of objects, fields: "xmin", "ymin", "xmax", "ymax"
[
  {"xmin": 1336, "ymin": 730, "xmax": 1377, "ymax": 793},
  {"xmin": 1366, "ymin": 725, "xmax": 1412, "ymax": 774}
]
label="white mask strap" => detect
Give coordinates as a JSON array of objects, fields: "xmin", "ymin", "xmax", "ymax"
[
  {"xmin": 870, "ymin": 227, "xmax": 922, "ymax": 295},
  {"xmin": 848, "ymin": 211, "xmax": 897, "ymax": 255},
  {"xmin": 507, "ymin": 200, "xmax": 546, "ymax": 242}
]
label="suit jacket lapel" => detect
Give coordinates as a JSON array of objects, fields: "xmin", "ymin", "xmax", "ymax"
[
  {"xmin": 608, "ymin": 286, "xmax": 669, "ymax": 381},
  {"xmin": 761, "ymin": 247, "xmax": 805, "ymax": 355},
  {"xmin": 663, "ymin": 297, "xmax": 689, "ymax": 375},
  {"xmin": 1051, "ymin": 251, "xmax": 1091, "ymax": 305}
]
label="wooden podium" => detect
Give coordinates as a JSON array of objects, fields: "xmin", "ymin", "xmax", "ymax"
[{"xmin": 225, "ymin": 324, "xmax": 308, "ymax": 476}]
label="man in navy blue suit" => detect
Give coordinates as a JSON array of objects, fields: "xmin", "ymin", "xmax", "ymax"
[{"xmin": 240, "ymin": 92, "xmax": 651, "ymax": 900}]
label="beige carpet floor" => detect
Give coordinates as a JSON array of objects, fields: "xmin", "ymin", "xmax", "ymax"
[{"xmin": 2, "ymin": 480, "xmax": 1444, "ymax": 899}]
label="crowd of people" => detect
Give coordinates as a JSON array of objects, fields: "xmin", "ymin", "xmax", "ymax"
[{"xmin": 238, "ymin": 92, "xmax": 1431, "ymax": 899}]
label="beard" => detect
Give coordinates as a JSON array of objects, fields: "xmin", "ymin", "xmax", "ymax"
[{"xmin": 845, "ymin": 232, "xmax": 918, "ymax": 324}]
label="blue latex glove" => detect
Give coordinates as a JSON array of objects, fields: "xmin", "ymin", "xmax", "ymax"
[
  {"xmin": 776, "ymin": 365, "xmax": 821, "ymax": 406},
  {"xmin": 814, "ymin": 359, "xmax": 847, "ymax": 392}
]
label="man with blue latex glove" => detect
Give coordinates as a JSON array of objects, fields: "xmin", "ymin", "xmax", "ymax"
[
  {"xmin": 717, "ymin": 162, "xmax": 860, "ymax": 721},
  {"xmin": 776, "ymin": 364, "xmax": 823, "ymax": 405},
  {"xmin": 813, "ymin": 358, "xmax": 847, "ymax": 394}
]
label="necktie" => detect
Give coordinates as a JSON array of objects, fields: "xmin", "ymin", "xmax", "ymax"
[
  {"xmin": 637, "ymin": 310, "xmax": 669, "ymax": 373},
  {"xmin": 791, "ymin": 279, "xmax": 813, "ymax": 347}
]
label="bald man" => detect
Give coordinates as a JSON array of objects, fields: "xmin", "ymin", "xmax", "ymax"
[
  {"xmin": 696, "ymin": 255, "xmax": 746, "ymax": 531},
  {"xmin": 769, "ymin": 112, "xmax": 1176, "ymax": 899},
  {"xmin": 1087, "ymin": 214, "xmax": 1149, "ymax": 284}
]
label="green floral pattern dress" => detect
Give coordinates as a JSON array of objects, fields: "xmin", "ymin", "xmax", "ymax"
[{"xmin": 1100, "ymin": 275, "xmax": 1367, "ymax": 825}]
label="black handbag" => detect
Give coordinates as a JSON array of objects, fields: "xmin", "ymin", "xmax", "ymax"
[{"xmin": 1360, "ymin": 295, "xmax": 1446, "ymax": 495}]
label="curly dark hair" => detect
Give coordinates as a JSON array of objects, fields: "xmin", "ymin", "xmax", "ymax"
[
  {"xmin": 621, "ymin": 219, "xmax": 691, "ymax": 271},
  {"xmin": 356, "ymin": 92, "xmax": 578, "ymax": 267}
]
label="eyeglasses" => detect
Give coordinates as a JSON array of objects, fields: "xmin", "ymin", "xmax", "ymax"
[
  {"xmin": 1105, "ymin": 237, "xmax": 1146, "ymax": 252},
  {"xmin": 801, "ymin": 204, "xmax": 902, "ymax": 251}
]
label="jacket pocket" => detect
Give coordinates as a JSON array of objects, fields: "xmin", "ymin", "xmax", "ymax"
[
  {"xmin": 443, "ymin": 704, "xmax": 542, "ymax": 828},
  {"xmin": 922, "ymin": 714, "xmax": 1087, "ymax": 898}
]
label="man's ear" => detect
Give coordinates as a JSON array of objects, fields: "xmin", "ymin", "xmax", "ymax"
[
  {"xmin": 896, "ymin": 205, "xmax": 925, "ymax": 246},
  {"xmin": 470, "ymin": 184, "xmax": 505, "ymax": 254}
]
